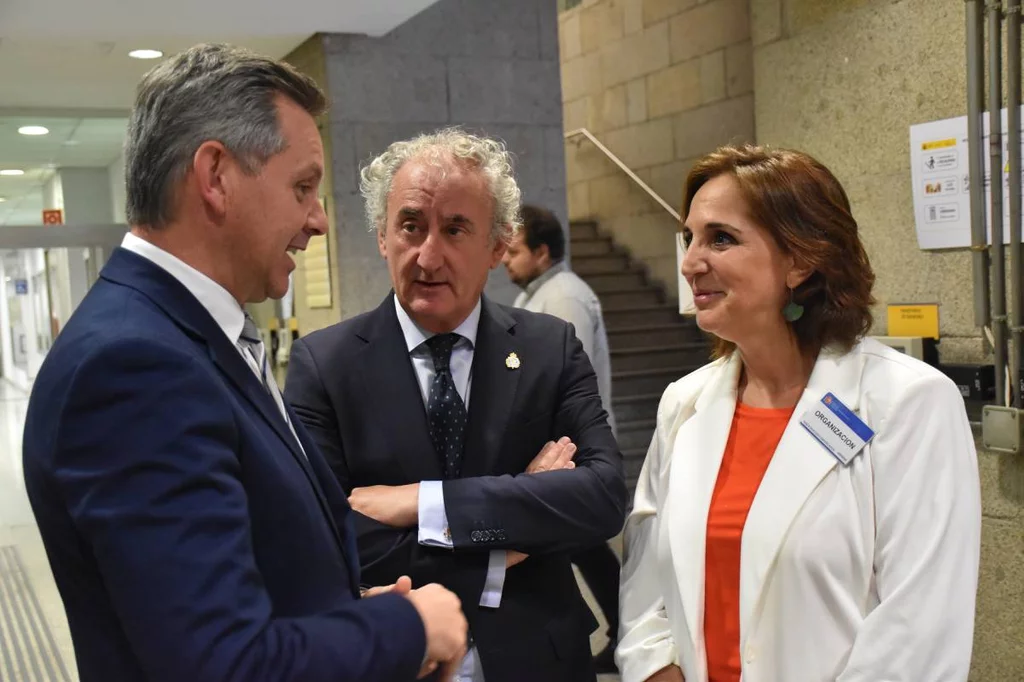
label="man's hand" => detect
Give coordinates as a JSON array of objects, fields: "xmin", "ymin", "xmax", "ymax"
[
  {"xmin": 526, "ymin": 436, "xmax": 577, "ymax": 474},
  {"xmin": 406, "ymin": 584, "xmax": 467, "ymax": 681},
  {"xmin": 361, "ymin": 575, "xmax": 413, "ymax": 598},
  {"xmin": 506, "ymin": 550, "xmax": 529, "ymax": 569},
  {"xmin": 349, "ymin": 484, "xmax": 419, "ymax": 527}
]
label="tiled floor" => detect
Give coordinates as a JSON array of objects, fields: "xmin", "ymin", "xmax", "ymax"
[
  {"xmin": 0, "ymin": 377, "xmax": 620, "ymax": 681},
  {"xmin": 0, "ymin": 381, "xmax": 79, "ymax": 681}
]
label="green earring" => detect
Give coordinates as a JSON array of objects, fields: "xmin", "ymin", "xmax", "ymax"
[{"xmin": 782, "ymin": 289, "xmax": 804, "ymax": 322}]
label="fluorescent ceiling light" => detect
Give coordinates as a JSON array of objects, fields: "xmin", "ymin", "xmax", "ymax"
[
  {"xmin": 0, "ymin": 198, "xmax": 6, "ymax": 202},
  {"xmin": 0, "ymin": 169, "xmax": 25, "ymax": 176},
  {"xmin": 129, "ymin": 49, "xmax": 163, "ymax": 59},
  {"xmin": 18, "ymin": 125, "xmax": 49, "ymax": 136}
]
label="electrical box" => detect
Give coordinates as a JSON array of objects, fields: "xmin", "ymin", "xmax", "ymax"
[
  {"xmin": 939, "ymin": 363, "xmax": 995, "ymax": 401},
  {"xmin": 871, "ymin": 336, "xmax": 940, "ymax": 366},
  {"xmin": 982, "ymin": 405, "xmax": 1024, "ymax": 455}
]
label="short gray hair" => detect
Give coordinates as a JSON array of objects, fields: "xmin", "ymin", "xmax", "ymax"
[
  {"xmin": 124, "ymin": 43, "xmax": 327, "ymax": 227},
  {"xmin": 359, "ymin": 127, "xmax": 522, "ymax": 243}
]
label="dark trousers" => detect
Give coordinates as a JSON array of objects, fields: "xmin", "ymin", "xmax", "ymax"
[{"xmin": 572, "ymin": 542, "xmax": 621, "ymax": 643}]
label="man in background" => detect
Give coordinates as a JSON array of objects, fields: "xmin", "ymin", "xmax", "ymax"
[{"xmin": 503, "ymin": 204, "xmax": 621, "ymax": 674}]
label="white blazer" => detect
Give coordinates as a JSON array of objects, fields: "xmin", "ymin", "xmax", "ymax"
[{"xmin": 616, "ymin": 338, "xmax": 981, "ymax": 682}]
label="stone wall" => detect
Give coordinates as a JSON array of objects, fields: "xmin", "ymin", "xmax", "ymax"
[
  {"xmin": 559, "ymin": 0, "xmax": 755, "ymax": 295},
  {"xmin": 321, "ymin": 0, "xmax": 567, "ymax": 317}
]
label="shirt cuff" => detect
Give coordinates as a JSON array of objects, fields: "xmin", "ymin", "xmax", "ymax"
[
  {"xmin": 417, "ymin": 480, "xmax": 453, "ymax": 548},
  {"xmin": 478, "ymin": 551, "xmax": 507, "ymax": 608}
]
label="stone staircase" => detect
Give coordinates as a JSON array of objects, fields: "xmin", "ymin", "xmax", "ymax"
[{"xmin": 570, "ymin": 220, "xmax": 713, "ymax": 496}]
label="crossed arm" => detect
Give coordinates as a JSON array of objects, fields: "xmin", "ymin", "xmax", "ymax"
[
  {"xmin": 348, "ymin": 437, "xmax": 580, "ymax": 568},
  {"xmin": 285, "ymin": 328, "xmax": 626, "ymax": 579}
]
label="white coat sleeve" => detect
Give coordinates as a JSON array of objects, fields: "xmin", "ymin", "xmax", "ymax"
[
  {"xmin": 616, "ymin": 403, "xmax": 679, "ymax": 682},
  {"xmin": 836, "ymin": 373, "xmax": 981, "ymax": 681}
]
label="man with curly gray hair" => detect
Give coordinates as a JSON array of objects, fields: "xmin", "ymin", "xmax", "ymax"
[{"xmin": 285, "ymin": 127, "xmax": 627, "ymax": 682}]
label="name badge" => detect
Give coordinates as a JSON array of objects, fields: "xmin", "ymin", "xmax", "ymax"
[{"xmin": 798, "ymin": 393, "xmax": 874, "ymax": 466}]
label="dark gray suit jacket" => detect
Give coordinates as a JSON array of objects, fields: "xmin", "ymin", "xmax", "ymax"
[{"xmin": 284, "ymin": 293, "xmax": 627, "ymax": 682}]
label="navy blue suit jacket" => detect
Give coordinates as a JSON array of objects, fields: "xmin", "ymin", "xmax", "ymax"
[{"xmin": 22, "ymin": 248, "xmax": 426, "ymax": 682}]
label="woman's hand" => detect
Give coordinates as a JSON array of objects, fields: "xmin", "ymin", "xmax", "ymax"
[{"xmin": 645, "ymin": 664, "xmax": 684, "ymax": 682}]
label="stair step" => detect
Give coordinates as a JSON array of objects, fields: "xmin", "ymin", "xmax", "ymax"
[
  {"xmin": 616, "ymin": 418, "xmax": 657, "ymax": 450},
  {"xmin": 613, "ymin": 392, "xmax": 662, "ymax": 422},
  {"xmin": 570, "ymin": 221, "xmax": 599, "ymax": 240},
  {"xmin": 608, "ymin": 324, "xmax": 707, "ymax": 350},
  {"xmin": 571, "ymin": 238, "xmax": 614, "ymax": 257},
  {"xmin": 613, "ymin": 365, "xmax": 695, "ymax": 397},
  {"xmin": 585, "ymin": 270, "xmax": 648, "ymax": 292},
  {"xmin": 611, "ymin": 344, "xmax": 709, "ymax": 372},
  {"xmin": 599, "ymin": 289, "xmax": 664, "ymax": 308},
  {"xmin": 573, "ymin": 253, "xmax": 631, "ymax": 274},
  {"xmin": 605, "ymin": 306, "xmax": 681, "ymax": 329},
  {"xmin": 570, "ymin": 222, "xmax": 599, "ymax": 241}
]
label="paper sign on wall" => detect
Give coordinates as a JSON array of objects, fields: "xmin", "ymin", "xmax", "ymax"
[
  {"xmin": 910, "ymin": 107, "xmax": 1024, "ymax": 250},
  {"xmin": 887, "ymin": 303, "xmax": 940, "ymax": 339}
]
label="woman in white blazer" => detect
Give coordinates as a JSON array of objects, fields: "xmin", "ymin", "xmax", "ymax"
[{"xmin": 616, "ymin": 145, "xmax": 981, "ymax": 682}]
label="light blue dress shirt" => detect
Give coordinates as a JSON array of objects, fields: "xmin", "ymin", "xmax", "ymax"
[{"xmin": 394, "ymin": 296, "xmax": 504, "ymax": 682}]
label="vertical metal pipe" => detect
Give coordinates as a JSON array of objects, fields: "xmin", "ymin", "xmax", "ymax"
[
  {"xmin": 990, "ymin": 0, "xmax": 1008, "ymax": 405},
  {"xmin": 968, "ymin": 0, "xmax": 992, "ymax": 330},
  {"xmin": 1008, "ymin": 0, "xmax": 1022, "ymax": 407}
]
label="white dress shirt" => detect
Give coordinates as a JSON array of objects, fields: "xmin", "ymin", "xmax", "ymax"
[
  {"xmin": 395, "ymin": 296, "xmax": 504, "ymax": 682},
  {"xmin": 513, "ymin": 261, "xmax": 615, "ymax": 434}
]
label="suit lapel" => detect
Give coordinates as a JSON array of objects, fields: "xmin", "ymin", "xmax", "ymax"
[
  {"xmin": 358, "ymin": 295, "xmax": 444, "ymax": 482},
  {"xmin": 738, "ymin": 346, "xmax": 865, "ymax": 638},
  {"xmin": 667, "ymin": 354, "xmax": 741, "ymax": 651},
  {"xmin": 461, "ymin": 298, "xmax": 520, "ymax": 478},
  {"xmin": 100, "ymin": 249, "xmax": 348, "ymax": 558},
  {"xmin": 206, "ymin": 333, "xmax": 310, "ymax": 467}
]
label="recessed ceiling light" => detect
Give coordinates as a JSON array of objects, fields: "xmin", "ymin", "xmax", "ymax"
[
  {"xmin": 17, "ymin": 125, "xmax": 49, "ymax": 136},
  {"xmin": 0, "ymin": 169, "xmax": 25, "ymax": 176},
  {"xmin": 129, "ymin": 49, "xmax": 163, "ymax": 60},
  {"xmin": 0, "ymin": 198, "xmax": 6, "ymax": 203}
]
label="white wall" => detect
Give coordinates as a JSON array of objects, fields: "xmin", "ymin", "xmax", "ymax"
[{"xmin": 108, "ymin": 153, "xmax": 127, "ymax": 224}]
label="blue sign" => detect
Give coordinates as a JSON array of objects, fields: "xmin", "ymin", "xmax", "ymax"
[{"xmin": 14, "ymin": 279, "xmax": 27, "ymax": 295}]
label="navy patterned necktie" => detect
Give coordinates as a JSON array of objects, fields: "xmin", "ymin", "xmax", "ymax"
[{"xmin": 425, "ymin": 333, "xmax": 468, "ymax": 479}]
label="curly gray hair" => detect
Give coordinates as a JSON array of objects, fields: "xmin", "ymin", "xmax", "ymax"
[{"xmin": 359, "ymin": 127, "xmax": 522, "ymax": 243}]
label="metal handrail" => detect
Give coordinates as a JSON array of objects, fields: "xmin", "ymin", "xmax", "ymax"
[
  {"xmin": 564, "ymin": 127, "xmax": 695, "ymax": 314},
  {"xmin": 564, "ymin": 128, "xmax": 681, "ymax": 222}
]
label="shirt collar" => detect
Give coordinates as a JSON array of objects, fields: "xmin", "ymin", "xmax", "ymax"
[
  {"xmin": 393, "ymin": 294, "xmax": 482, "ymax": 354},
  {"xmin": 524, "ymin": 260, "xmax": 568, "ymax": 298},
  {"xmin": 120, "ymin": 231, "xmax": 246, "ymax": 344}
]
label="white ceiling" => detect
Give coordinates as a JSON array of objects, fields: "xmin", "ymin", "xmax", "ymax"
[
  {"xmin": 0, "ymin": 0, "xmax": 438, "ymax": 226},
  {"xmin": 0, "ymin": 117, "xmax": 128, "ymax": 226},
  {"xmin": 0, "ymin": 0, "xmax": 439, "ymax": 110}
]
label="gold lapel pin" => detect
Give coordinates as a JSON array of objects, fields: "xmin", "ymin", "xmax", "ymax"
[{"xmin": 505, "ymin": 352, "xmax": 521, "ymax": 370}]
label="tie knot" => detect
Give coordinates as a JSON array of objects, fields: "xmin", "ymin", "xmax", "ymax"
[
  {"xmin": 239, "ymin": 314, "xmax": 262, "ymax": 348},
  {"xmin": 426, "ymin": 333, "xmax": 460, "ymax": 372}
]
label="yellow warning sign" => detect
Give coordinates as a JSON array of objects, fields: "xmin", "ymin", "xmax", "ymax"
[
  {"xmin": 887, "ymin": 303, "xmax": 939, "ymax": 339},
  {"xmin": 921, "ymin": 138, "xmax": 957, "ymax": 151}
]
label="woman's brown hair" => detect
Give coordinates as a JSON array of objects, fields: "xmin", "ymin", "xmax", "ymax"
[{"xmin": 682, "ymin": 144, "xmax": 876, "ymax": 358}]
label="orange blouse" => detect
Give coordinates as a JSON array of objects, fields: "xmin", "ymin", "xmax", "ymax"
[{"xmin": 703, "ymin": 402, "xmax": 794, "ymax": 682}]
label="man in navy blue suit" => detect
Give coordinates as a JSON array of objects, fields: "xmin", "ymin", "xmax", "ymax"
[{"xmin": 22, "ymin": 43, "xmax": 466, "ymax": 682}]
